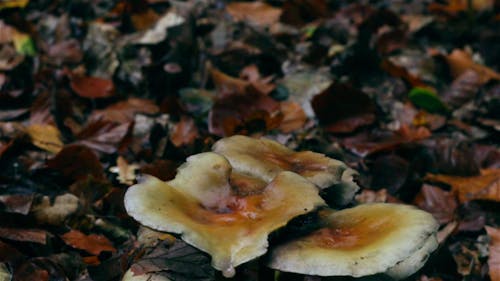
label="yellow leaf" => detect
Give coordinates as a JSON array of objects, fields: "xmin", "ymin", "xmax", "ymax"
[
  {"xmin": 0, "ymin": 0, "xmax": 29, "ymax": 10},
  {"xmin": 26, "ymin": 124, "xmax": 64, "ymax": 153}
]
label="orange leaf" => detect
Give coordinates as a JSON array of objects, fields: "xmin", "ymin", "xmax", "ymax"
[
  {"xmin": 425, "ymin": 169, "xmax": 500, "ymax": 203},
  {"xmin": 70, "ymin": 74, "xmax": 115, "ymax": 99},
  {"xmin": 226, "ymin": 2, "xmax": 282, "ymax": 27},
  {"xmin": 486, "ymin": 226, "xmax": 500, "ymax": 281},
  {"xmin": 60, "ymin": 230, "xmax": 115, "ymax": 255},
  {"xmin": 210, "ymin": 66, "xmax": 249, "ymax": 97},
  {"xmin": 279, "ymin": 101, "xmax": 307, "ymax": 133},
  {"xmin": 446, "ymin": 49, "xmax": 500, "ymax": 84}
]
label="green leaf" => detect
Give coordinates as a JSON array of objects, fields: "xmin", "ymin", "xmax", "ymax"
[
  {"xmin": 13, "ymin": 33, "xmax": 36, "ymax": 56},
  {"xmin": 408, "ymin": 87, "xmax": 448, "ymax": 113}
]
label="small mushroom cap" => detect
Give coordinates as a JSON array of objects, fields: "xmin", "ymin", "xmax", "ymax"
[
  {"xmin": 267, "ymin": 203, "xmax": 438, "ymax": 278},
  {"xmin": 212, "ymin": 135, "xmax": 359, "ymax": 204},
  {"xmin": 124, "ymin": 152, "xmax": 325, "ymax": 277}
]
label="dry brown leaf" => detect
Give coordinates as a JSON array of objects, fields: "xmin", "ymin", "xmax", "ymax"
[
  {"xmin": 210, "ymin": 66, "xmax": 249, "ymax": 97},
  {"xmin": 69, "ymin": 74, "xmax": 115, "ymax": 99},
  {"xmin": 226, "ymin": 2, "xmax": 282, "ymax": 27},
  {"xmin": 89, "ymin": 98, "xmax": 159, "ymax": 123},
  {"xmin": 425, "ymin": 169, "xmax": 500, "ymax": 203},
  {"xmin": 60, "ymin": 230, "xmax": 115, "ymax": 255},
  {"xmin": 0, "ymin": 228, "xmax": 47, "ymax": 244},
  {"xmin": 445, "ymin": 49, "xmax": 500, "ymax": 84},
  {"xmin": 25, "ymin": 124, "xmax": 64, "ymax": 153},
  {"xmin": 486, "ymin": 226, "xmax": 500, "ymax": 281},
  {"xmin": 170, "ymin": 116, "xmax": 198, "ymax": 147},
  {"xmin": 279, "ymin": 101, "xmax": 307, "ymax": 133}
]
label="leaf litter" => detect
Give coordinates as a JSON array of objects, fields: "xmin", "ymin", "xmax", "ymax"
[{"xmin": 0, "ymin": 0, "xmax": 498, "ymax": 280}]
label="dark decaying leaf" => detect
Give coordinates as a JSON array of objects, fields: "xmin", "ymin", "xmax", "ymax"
[
  {"xmin": 341, "ymin": 126, "xmax": 431, "ymax": 157},
  {"xmin": 0, "ymin": 193, "xmax": 34, "ymax": 215},
  {"xmin": 60, "ymin": 229, "xmax": 116, "ymax": 256},
  {"xmin": 414, "ymin": 184, "xmax": 458, "ymax": 225},
  {"xmin": 0, "ymin": 227, "xmax": 48, "ymax": 244},
  {"xmin": 130, "ymin": 240, "xmax": 215, "ymax": 281},
  {"xmin": 422, "ymin": 138, "xmax": 480, "ymax": 176},
  {"xmin": 370, "ymin": 154, "xmax": 409, "ymax": 195},
  {"xmin": 311, "ymin": 83, "xmax": 376, "ymax": 133},
  {"xmin": 0, "ymin": 240, "xmax": 24, "ymax": 262},
  {"xmin": 280, "ymin": 0, "xmax": 329, "ymax": 26},
  {"xmin": 75, "ymin": 120, "xmax": 131, "ymax": 154},
  {"xmin": 486, "ymin": 226, "xmax": 500, "ymax": 281},
  {"xmin": 441, "ymin": 70, "xmax": 481, "ymax": 109},
  {"xmin": 209, "ymin": 90, "xmax": 282, "ymax": 137},
  {"xmin": 46, "ymin": 144, "xmax": 104, "ymax": 181},
  {"xmin": 140, "ymin": 159, "xmax": 178, "ymax": 181}
]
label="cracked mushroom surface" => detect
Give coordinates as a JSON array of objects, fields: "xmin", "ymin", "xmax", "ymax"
[
  {"xmin": 212, "ymin": 135, "xmax": 359, "ymax": 205},
  {"xmin": 124, "ymin": 152, "xmax": 325, "ymax": 277},
  {"xmin": 267, "ymin": 203, "xmax": 438, "ymax": 279}
]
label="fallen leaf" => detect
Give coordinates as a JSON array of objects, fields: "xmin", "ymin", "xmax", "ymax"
[
  {"xmin": 0, "ymin": 194, "xmax": 34, "ymax": 215},
  {"xmin": 47, "ymin": 144, "xmax": 104, "ymax": 181},
  {"xmin": 140, "ymin": 159, "xmax": 178, "ymax": 181},
  {"xmin": 29, "ymin": 91, "xmax": 54, "ymax": 125},
  {"xmin": 428, "ymin": 0, "xmax": 494, "ymax": 16},
  {"xmin": 380, "ymin": 59, "xmax": 428, "ymax": 88},
  {"xmin": 210, "ymin": 66, "xmax": 249, "ymax": 97},
  {"xmin": 0, "ymin": 228, "xmax": 47, "ymax": 244},
  {"xmin": 280, "ymin": 0, "xmax": 329, "ymax": 26},
  {"xmin": 60, "ymin": 230, "xmax": 115, "ymax": 255},
  {"xmin": 445, "ymin": 49, "xmax": 500, "ymax": 84},
  {"xmin": 0, "ymin": 240, "xmax": 23, "ymax": 262},
  {"xmin": 311, "ymin": 83, "xmax": 376, "ymax": 133},
  {"xmin": 109, "ymin": 156, "xmax": 139, "ymax": 185},
  {"xmin": 25, "ymin": 124, "xmax": 64, "ymax": 153},
  {"xmin": 370, "ymin": 154, "xmax": 409, "ymax": 195},
  {"xmin": 0, "ymin": 108, "xmax": 28, "ymax": 121},
  {"xmin": 279, "ymin": 101, "xmax": 307, "ymax": 133},
  {"xmin": 408, "ymin": 87, "xmax": 448, "ymax": 113},
  {"xmin": 442, "ymin": 70, "xmax": 481, "ymax": 108},
  {"xmin": 414, "ymin": 184, "xmax": 458, "ymax": 224},
  {"xmin": 0, "ymin": 0, "xmax": 29, "ymax": 10},
  {"xmin": 226, "ymin": 2, "xmax": 282, "ymax": 27},
  {"xmin": 209, "ymin": 90, "xmax": 283, "ymax": 136},
  {"xmin": 75, "ymin": 120, "xmax": 131, "ymax": 154},
  {"xmin": 130, "ymin": 240, "xmax": 214, "ymax": 281},
  {"xmin": 12, "ymin": 32, "xmax": 36, "ymax": 56},
  {"xmin": 69, "ymin": 73, "xmax": 115, "ymax": 99},
  {"xmin": 425, "ymin": 169, "xmax": 500, "ymax": 203},
  {"xmin": 135, "ymin": 12, "xmax": 185, "ymax": 44},
  {"xmin": 47, "ymin": 39, "xmax": 83, "ymax": 64},
  {"xmin": 437, "ymin": 221, "xmax": 458, "ymax": 244},
  {"xmin": 170, "ymin": 116, "xmax": 198, "ymax": 147},
  {"xmin": 485, "ymin": 226, "xmax": 500, "ymax": 281},
  {"xmin": 341, "ymin": 126, "xmax": 431, "ymax": 157},
  {"xmin": 89, "ymin": 98, "xmax": 159, "ymax": 123},
  {"xmin": 240, "ymin": 64, "xmax": 275, "ymax": 95},
  {"xmin": 31, "ymin": 193, "xmax": 79, "ymax": 225}
]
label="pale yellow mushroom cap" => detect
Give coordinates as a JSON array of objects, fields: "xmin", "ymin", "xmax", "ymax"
[
  {"xmin": 124, "ymin": 152, "xmax": 325, "ymax": 277},
  {"xmin": 212, "ymin": 135, "xmax": 360, "ymax": 205},
  {"xmin": 267, "ymin": 203, "xmax": 438, "ymax": 279}
]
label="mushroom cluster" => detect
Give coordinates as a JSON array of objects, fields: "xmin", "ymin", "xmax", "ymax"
[{"xmin": 124, "ymin": 135, "xmax": 438, "ymax": 279}]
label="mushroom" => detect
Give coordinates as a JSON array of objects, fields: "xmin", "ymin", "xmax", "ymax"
[
  {"xmin": 212, "ymin": 135, "xmax": 360, "ymax": 205},
  {"xmin": 124, "ymin": 152, "xmax": 325, "ymax": 277},
  {"xmin": 267, "ymin": 203, "xmax": 438, "ymax": 279}
]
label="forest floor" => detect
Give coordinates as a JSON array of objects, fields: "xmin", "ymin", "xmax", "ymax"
[{"xmin": 0, "ymin": 0, "xmax": 499, "ymax": 280}]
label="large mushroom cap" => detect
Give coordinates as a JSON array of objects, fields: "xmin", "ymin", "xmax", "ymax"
[
  {"xmin": 124, "ymin": 152, "xmax": 325, "ymax": 277},
  {"xmin": 267, "ymin": 203, "xmax": 438, "ymax": 279},
  {"xmin": 212, "ymin": 135, "xmax": 359, "ymax": 204}
]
